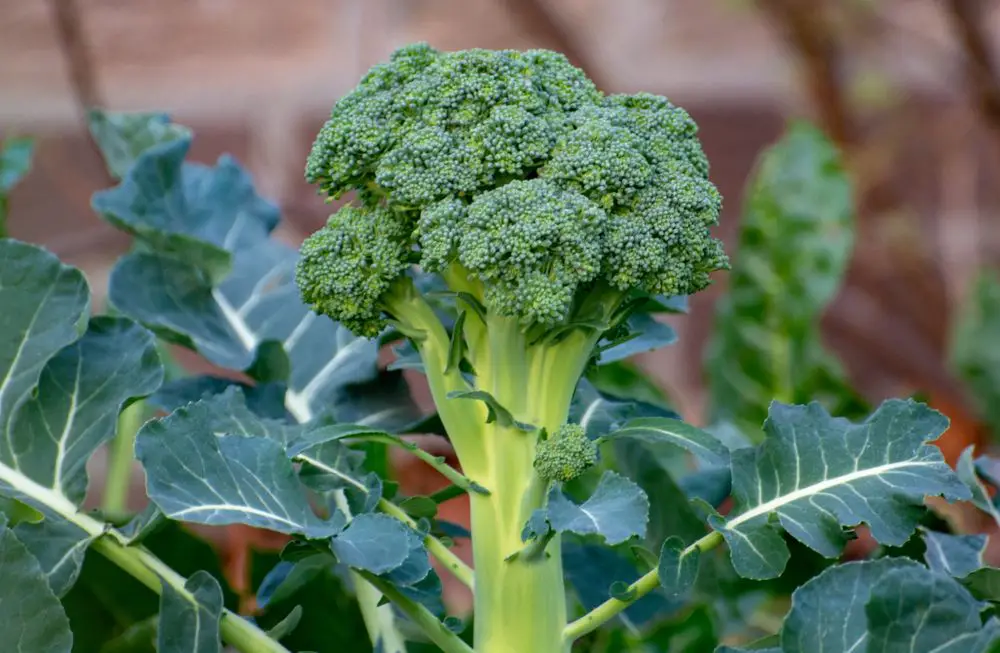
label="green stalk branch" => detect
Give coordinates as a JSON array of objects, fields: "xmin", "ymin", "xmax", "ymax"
[
  {"xmin": 296, "ymin": 453, "xmax": 475, "ymax": 589},
  {"xmin": 562, "ymin": 531, "xmax": 725, "ymax": 643},
  {"xmin": 359, "ymin": 571, "xmax": 475, "ymax": 653},
  {"xmin": 339, "ymin": 432, "xmax": 487, "ymax": 496},
  {"xmin": 91, "ymin": 524, "xmax": 290, "ymax": 653},
  {"xmin": 102, "ymin": 400, "xmax": 146, "ymax": 518}
]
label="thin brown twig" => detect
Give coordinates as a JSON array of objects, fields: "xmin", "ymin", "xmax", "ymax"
[
  {"xmin": 943, "ymin": 0, "xmax": 1000, "ymax": 155},
  {"xmin": 755, "ymin": 0, "xmax": 854, "ymax": 147},
  {"xmin": 48, "ymin": 0, "xmax": 102, "ymax": 116}
]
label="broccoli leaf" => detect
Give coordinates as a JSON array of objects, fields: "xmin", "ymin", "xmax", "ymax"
[
  {"xmin": 711, "ymin": 399, "xmax": 969, "ymax": 579},
  {"xmin": 957, "ymin": 447, "xmax": 1000, "ymax": 526},
  {"xmin": 0, "ymin": 242, "xmax": 163, "ymax": 597},
  {"xmin": 330, "ymin": 514, "xmax": 415, "ymax": 575},
  {"xmin": 599, "ymin": 416, "xmax": 730, "ymax": 467},
  {"xmin": 135, "ymin": 389, "xmax": 342, "ymax": 538},
  {"xmin": 866, "ymin": 565, "xmax": 999, "ymax": 652},
  {"xmin": 0, "ymin": 518, "xmax": 72, "ymax": 653},
  {"xmin": 540, "ymin": 471, "xmax": 648, "ymax": 546},
  {"xmin": 597, "ymin": 313, "xmax": 677, "ymax": 364},
  {"xmin": 157, "ymin": 571, "xmax": 224, "ymax": 653},
  {"xmin": 922, "ymin": 528, "xmax": 986, "ymax": 578},
  {"xmin": 0, "ymin": 240, "xmax": 89, "ymax": 448},
  {"xmin": 87, "ymin": 109, "xmax": 191, "ymax": 180},
  {"xmin": 657, "ymin": 536, "xmax": 700, "ymax": 599},
  {"xmin": 706, "ymin": 123, "xmax": 861, "ymax": 437},
  {"xmin": 92, "ymin": 124, "xmax": 396, "ymax": 428},
  {"xmin": 778, "ymin": 558, "xmax": 986, "ymax": 653},
  {"xmin": 569, "ymin": 378, "xmax": 677, "ymax": 438}
]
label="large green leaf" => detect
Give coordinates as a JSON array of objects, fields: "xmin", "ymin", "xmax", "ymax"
[
  {"xmin": 712, "ymin": 400, "xmax": 969, "ymax": 579},
  {"xmin": 0, "ymin": 242, "xmax": 163, "ymax": 597},
  {"xmin": 0, "ymin": 240, "xmax": 89, "ymax": 449},
  {"xmin": 93, "ymin": 131, "xmax": 388, "ymax": 427},
  {"xmin": 866, "ymin": 565, "xmax": 999, "ymax": 652},
  {"xmin": 0, "ymin": 517, "xmax": 73, "ymax": 652},
  {"xmin": 87, "ymin": 110, "xmax": 191, "ymax": 180},
  {"xmin": 157, "ymin": 571, "xmax": 223, "ymax": 653},
  {"xmin": 706, "ymin": 124, "xmax": 860, "ymax": 435},
  {"xmin": 135, "ymin": 389, "xmax": 341, "ymax": 537},
  {"xmin": 951, "ymin": 269, "xmax": 1000, "ymax": 439},
  {"xmin": 778, "ymin": 557, "xmax": 1000, "ymax": 653}
]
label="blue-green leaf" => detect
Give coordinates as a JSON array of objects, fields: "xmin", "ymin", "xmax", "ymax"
[
  {"xmin": 599, "ymin": 417, "xmax": 730, "ymax": 467},
  {"xmin": 866, "ymin": 565, "xmax": 998, "ymax": 652},
  {"xmin": 657, "ymin": 536, "xmax": 700, "ymax": 598},
  {"xmin": 330, "ymin": 514, "xmax": 414, "ymax": 575},
  {"xmin": 544, "ymin": 472, "xmax": 649, "ymax": 545},
  {"xmin": 157, "ymin": 570, "xmax": 223, "ymax": 653},
  {"xmin": 598, "ymin": 313, "xmax": 677, "ymax": 364},
  {"xmin": 922, "ymin": 529, "xmax": 986, "ymax": 578},
  {"xmin": 712, "ymin": 400, "xmax": 969, "ymax": 579},
  {"xmin": 12, "ymin": 517, "xmax": 92, "ymax": 596},
  {"xmin": 780, "ymin": 558, "xmax": 923, "ymax": 653},
  {"xmin": 87, "ymin": 109, "xmax": 191, "ymax": 180},
  {"xmin": 0, "ymin": 247, "xmax": 161, "ymax": 595},
  {"xmin": 149, "ymin": 375, "xmax": 290, "ymax": 421},
  {"xmin": 7, "ymin": 317, "xmax": 162, "ymax": 504},
  {"xmin": 957, "ymin": 447, "xmax": 1000, "ymax": 527},
  {"xmin": 0, "ymin": 240, "xmax": 89, "ymax": 451},
  {"xmin": 569, "ymin": 379, "xmax": 677, "ymax": 438},
  {"xmin": 135, "ymin": 390, "xmax": 340, "ymax": 537},
  {"xmin": 0, "ymin": 137, "xmax": 34, "ymax": 193},
  {"xmin": 92, "ymin": 138, "xmax": 278, "ymax": 281},
  {"xmin": 563, "ymin": 540, "xmax": 675, "ymax": 629},
  {"xmin": 0, "ymin": 518, "xmax": 72, "ymax": 652},
  {"xmin": 97, "ymin": 141, "xmax": 385, "ymax": 426}
]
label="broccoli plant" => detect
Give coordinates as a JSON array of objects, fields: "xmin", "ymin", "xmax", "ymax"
[
  {"xmin": 3, "ymin": 44, "xmax": 1000, "ymax": 653},
  {"xmin": 294, "ymin": 43, "xmax": 727, "ymax": 653}
]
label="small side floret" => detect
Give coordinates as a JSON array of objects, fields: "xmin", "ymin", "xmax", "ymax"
[{"xmin": 533, "ymin": 424, "xmax": 598, "ymax": 483}]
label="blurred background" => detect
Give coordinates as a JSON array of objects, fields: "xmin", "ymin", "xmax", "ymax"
[
  {"xmin": 3, "ymin": 0, "xmax": 1000, "ymax": 614},
  {"xmin": 4, "ymin": 0, "xmax": 1000, "ymax": 430}
]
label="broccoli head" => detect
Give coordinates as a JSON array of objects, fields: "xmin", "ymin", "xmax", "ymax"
[
  {"xmin": 533, "ymin": 424, "xmax": 598, "ymax": 483},
  {"xmin": 298, "ymin": 43, "xmax": 728, "ymax": 338}
]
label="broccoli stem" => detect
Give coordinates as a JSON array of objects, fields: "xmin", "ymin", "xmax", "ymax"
[
  {"xmin": 383, "ymin": 277, "xmax": 488, "ymax": 468},
  {"xmin": 465, "ymin": 316, "xmax": 601, "ymax": 653}
]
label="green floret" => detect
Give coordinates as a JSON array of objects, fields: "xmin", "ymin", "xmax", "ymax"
[
  {"xmin": 533, "ymin": 424, "xmax": 598, "ymax": 483},
  {"xmin": 306, "ymin": 43, "xmax": 599, "ymax": 208},
  {"xmin": 295, "ymin": 205, "xmax": 413, "ymax": 338},
  {"xmin": 456, "ymin": 179, "xmax": 606, "ymax": 325},
  {"xmin": 301, "ymin": 42, "xmax": 728, "ymax": 335}
]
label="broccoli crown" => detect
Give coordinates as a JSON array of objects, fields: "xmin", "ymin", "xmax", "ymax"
[
  {"xmin": 533, "ymin": 424, "xmax": 598, "ymax": 483},
  {"xmin": 299, "ymin": 43, "xmax": 728, "ymax": 335}
]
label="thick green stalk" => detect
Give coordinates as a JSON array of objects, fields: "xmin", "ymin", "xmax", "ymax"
[{"xmin": 466, "ymin": 318, "xmax": 601, "ymax": 653}]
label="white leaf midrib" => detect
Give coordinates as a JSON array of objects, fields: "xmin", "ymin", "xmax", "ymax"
[
  {"xmin": 726, "ymin": 459, "xmax": 938, "ymax": 530},
  {"xmin": 212, "ymin": 285, "xmax": 366, "ymax": 425}
]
